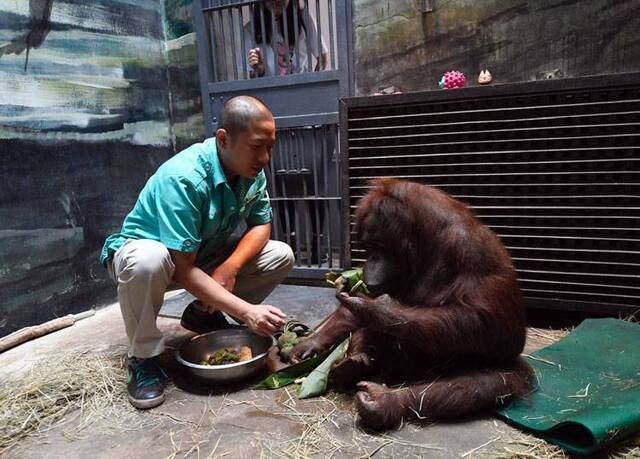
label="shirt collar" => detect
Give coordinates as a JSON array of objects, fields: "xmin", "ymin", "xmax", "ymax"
[{"xmin": 209, "ymin": 139, "xmax": 229, "ymax": 188}]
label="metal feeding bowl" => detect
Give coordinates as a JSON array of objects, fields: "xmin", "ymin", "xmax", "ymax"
[{"xmin": 176, "ymin": 328, "xmax": 273, "ymax": 384}]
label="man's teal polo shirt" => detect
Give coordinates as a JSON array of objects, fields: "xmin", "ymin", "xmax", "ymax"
[{"xmin": 100, "ymin": 138, "xmax": 272, "ymax": 266}]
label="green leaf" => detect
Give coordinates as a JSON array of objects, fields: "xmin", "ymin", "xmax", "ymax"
[
  {"xmin": 279, "ymin": 344, "xmax": 294, "ymax": 362},
  {"xmin": 298, "ymin": 338, "xmax": 350, "ymax": 399},
  {"xmin": 277, "ymin": 330, "xmax": 299, "ymax": 349},
  {"xmin": 339, "ymin": 268, "xmax": 362, "ymax": 278},
  {"xmin": 350, "ymin": 279, "xmax": 370, "ymax": 295},
  {"xmin": 252, "ymin": 347, "xmax": 335, "ymax": 389},
  {"xmin": 349, "ymin": 279, "xmax": 364, "ymax": 295},
  {"xmin": 340, "ymin": 268, "xmax": 365, "ymax": 291},
  {"xmin": 276, "ymin": 320, "xmax": 311, "ymax": 363},
  {"xmin": 327, "ymin": 268, "xmax": 369, "ymax": 294}
]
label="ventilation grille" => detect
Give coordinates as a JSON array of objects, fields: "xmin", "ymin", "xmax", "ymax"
[{"xmin": 344, "ymin": 74, "xmax": 640, "ymax": 314}]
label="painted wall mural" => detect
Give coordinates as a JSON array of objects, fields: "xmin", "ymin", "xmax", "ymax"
[
  {"xmin": 0, "ymin": 0, "xmax": 54, "ymax": 71},
  {"xmin": 0, "ymin": 0, "xmax": 175, "ymax": 336},
  {"xmin": 164, "ymin": 0, "xmax": 204, "ymax": 152},
  {"xmin": 352, "ymin": 0, "xmax": 640, "ymax": 95}
]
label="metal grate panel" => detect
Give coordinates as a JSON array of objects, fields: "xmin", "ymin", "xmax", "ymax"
[
  {"xmin": 341, "ymin": 74, "xmax": 640, "ymax": 314},
  {"xmin": 267, "ymin": 124, "xmax": 344, "ymax": 277}
]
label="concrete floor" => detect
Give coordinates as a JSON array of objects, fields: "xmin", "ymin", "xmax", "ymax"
[{"xmin": 1, "ymin": 285, "xmax": 570, "ymax": 458}]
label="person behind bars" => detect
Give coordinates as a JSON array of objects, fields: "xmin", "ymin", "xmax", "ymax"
[{"xmin": 244, "ymin": 0, "xmax": 329, "ymax": 78}]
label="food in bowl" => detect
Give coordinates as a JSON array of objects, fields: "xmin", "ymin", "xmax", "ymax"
[
  {"xmin": 199, "ymin": 346, "xmax": 253, "ymax": 365},
  {"xmin": 238, "ymin": 345, "xmax": 252, "ymax": 361},
  {"xmin": 177, "ymin": 329, "xmax": 273, "ymax": 384}
]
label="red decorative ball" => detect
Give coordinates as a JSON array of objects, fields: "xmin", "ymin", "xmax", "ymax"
[{"xmin": 442, "ymin": 71, "xmax": 466, "ymax": 89}]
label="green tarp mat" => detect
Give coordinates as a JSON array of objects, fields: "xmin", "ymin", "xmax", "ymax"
[{"xmin": 497, "ymin": 318, "xmax": 640, "ymax": 455}]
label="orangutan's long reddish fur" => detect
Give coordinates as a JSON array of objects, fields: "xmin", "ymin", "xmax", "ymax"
[{"xmin": 291, "ymin": 179, "xmax": 533, "ymax": 429}]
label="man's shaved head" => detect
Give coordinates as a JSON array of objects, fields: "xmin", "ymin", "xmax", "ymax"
[
  {"xmin": 218, "ymin": 95, "xmax": 273, "ymax": 137},
  {"xmin": 215, "ymin": 95, "xmax": 276, "ymax": 180}
]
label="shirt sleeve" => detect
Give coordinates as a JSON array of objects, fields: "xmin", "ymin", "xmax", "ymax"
[
  {"xmin": 155, "ymin": 175, "xmax": 203, "ymax": 253},
  {"xmin": 245, "ymin": 188, "xmax": 273, "ymax": 227}
]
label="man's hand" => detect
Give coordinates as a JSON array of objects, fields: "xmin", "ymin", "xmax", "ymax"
[
  {"xmin": 243, "ymin": 304, "xmax": 287, "ymax": 336},
  {"xmin": 211, "ymin": 261, "xmax": 239, "ymax": 293}
]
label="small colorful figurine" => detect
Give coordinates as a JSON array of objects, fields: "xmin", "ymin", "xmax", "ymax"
[{"xmin": 438, "ymin": 71, "xmax": 466, "ymax": 89}]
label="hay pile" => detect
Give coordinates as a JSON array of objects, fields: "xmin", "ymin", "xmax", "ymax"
[
  {"xmin": 526, "ymin": 327, "xmax": 570, "ymax": 348},
  {"xmin": 0, "ymin": 348, "xmax": 155, "ymax": 454}
]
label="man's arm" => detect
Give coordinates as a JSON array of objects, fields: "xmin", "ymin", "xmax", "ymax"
[
  {"xmin": 222, "ymin": 223, "xmax": 270, "ymax": 276},
  {"xmin": 208, "ymin": 223, "xmax": 271, "ymax": 292},
  {"xmin": 170, "ymin": 246, "xmax": 285, "ymax": 336}
]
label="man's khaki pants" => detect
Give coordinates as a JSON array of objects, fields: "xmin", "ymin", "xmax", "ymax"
[{"xmin": 107, "ymin": 239, "xmax": 294, "ymax": 358}]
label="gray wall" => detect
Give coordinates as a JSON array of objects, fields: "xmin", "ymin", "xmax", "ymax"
[{"xmin": 352, "ymin": 0, "xmax": 640, "ymax": 95}]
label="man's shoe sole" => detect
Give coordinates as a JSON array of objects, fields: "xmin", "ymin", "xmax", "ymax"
[
  {"xmin": 180, "ymin": 316, "xmax": 246, "ymax": 335},
  {"xmin": 180, "ymin": 316, "xmax": 212, "ymax": 335},
  {"xmin": 128, "ymin": 392, "xmax": 165, "ymax": 410}
]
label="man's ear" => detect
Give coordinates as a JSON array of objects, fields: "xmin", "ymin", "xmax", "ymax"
[{"xmin": 216, "ymin": 128, "xmax": 229, "ymax": 149}]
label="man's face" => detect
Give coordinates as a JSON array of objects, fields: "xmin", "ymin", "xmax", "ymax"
[{"xmin": 219, "ymin": 118, "xmax": 276, "ymax": 179}]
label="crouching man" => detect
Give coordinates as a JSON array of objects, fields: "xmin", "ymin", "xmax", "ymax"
[{"xmin": 100, "ymin": 96, "xmax": 293, "ymax": 409}]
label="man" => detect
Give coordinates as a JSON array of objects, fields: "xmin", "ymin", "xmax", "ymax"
[{"xmin": 100, "ymin": 96, "xmax": 293, "ymax": 409}]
